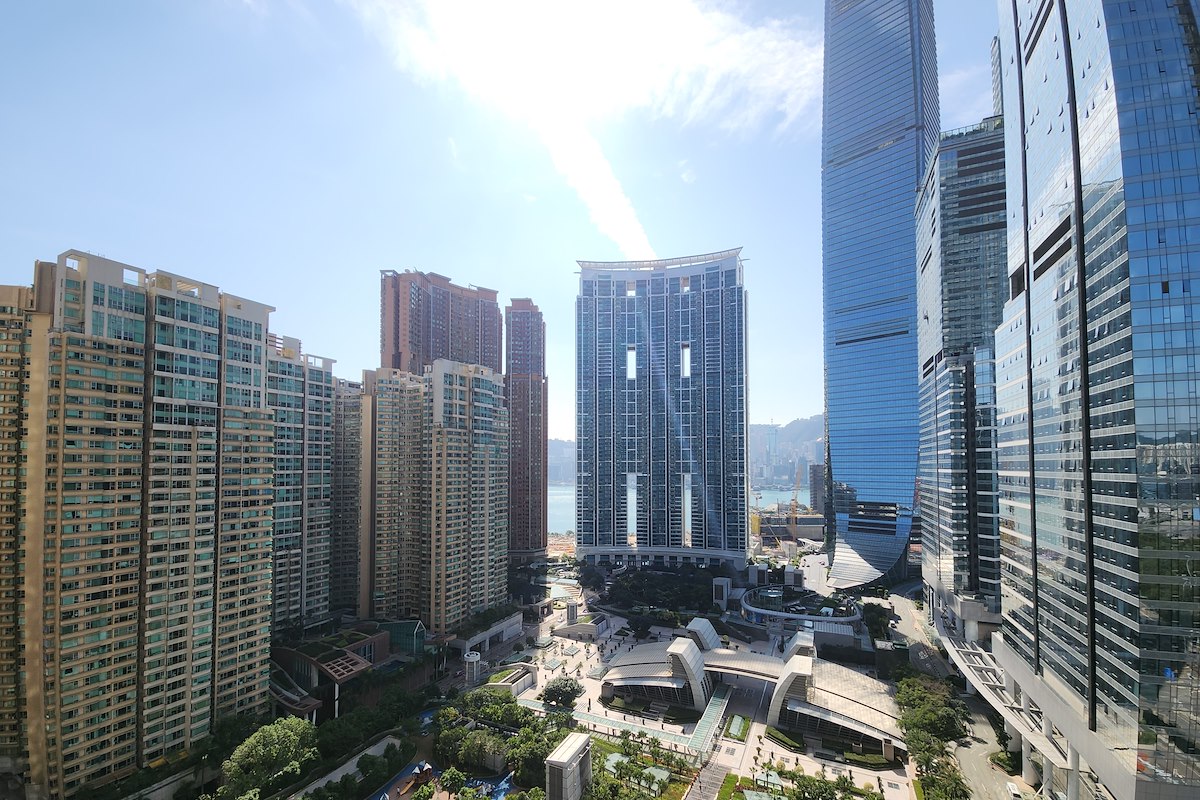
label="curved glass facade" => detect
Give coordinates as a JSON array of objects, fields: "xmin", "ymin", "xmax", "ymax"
[
  {"xmin": 822, "ymin": 0, "xmax": 939, "ymax": 588},
  {"xmin": 995, "ymin": 1, "xmax": 1200, "ymax": 794},
  {"xmin": 575, "ymin": 251, "xmax": 748, "ymax": 568}
]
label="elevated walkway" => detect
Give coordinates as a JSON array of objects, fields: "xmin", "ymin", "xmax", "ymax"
[{"xmin": 934, "ymin": 620, "xmax": 1066, "ymax": 771}]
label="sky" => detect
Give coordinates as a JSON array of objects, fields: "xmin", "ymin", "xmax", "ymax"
[{"xmin": 0, "ymin": 0, "xmax": 1000, "ymax": 441}]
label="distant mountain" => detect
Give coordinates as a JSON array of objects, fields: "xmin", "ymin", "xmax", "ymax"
[
  {"xmin": 548, "ymin": 438, "xmax": 574, "ymax": 484},
  {"xmin": 749, "ymin": 414, "xmax": 824, "ymax": 487},
  {"xmin": 549, "ymin": 416, "xmax": 824, "ymax": 489}
]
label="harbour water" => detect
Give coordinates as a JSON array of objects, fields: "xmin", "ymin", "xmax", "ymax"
[{"xmin": 546, "ymin": 484, "xmax": 812, "ymax": 534}]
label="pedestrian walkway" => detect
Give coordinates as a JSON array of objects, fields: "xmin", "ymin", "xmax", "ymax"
[
  {"xmin": 516, "ymin": 698, "xmax": 694, "ymax": 749},
  {"xmin": 685, "ymin": 759, "xmax": 728, "ymax": 800},
  {"xmin": 688, "ymin": 683, "xmax": 732, "ymax": 753}
]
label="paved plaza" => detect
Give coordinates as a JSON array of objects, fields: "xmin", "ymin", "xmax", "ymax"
[{"xmin": 506, "ymin": 609, "xmax": 914, "ymax": 800}]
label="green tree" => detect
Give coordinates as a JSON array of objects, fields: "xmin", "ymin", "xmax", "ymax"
[
  {"xmin": 414, "ymin": 784, "xmax": 436, "ymax": 800},
  {"xmin": 543, "ymin": 676, "xmax": 584, "ymax": 708},
  {"xmin": 219, "ymin": 717, "xmax": 317, "ymax": 799},
  {"xmin": 441, "ymin": 766, "xmax": 467, "ymax": 794}
]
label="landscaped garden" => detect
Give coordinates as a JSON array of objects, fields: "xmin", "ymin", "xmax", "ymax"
[{"xmin": 726, "ymin": 715, "xmax": 750, "ymax": 742}]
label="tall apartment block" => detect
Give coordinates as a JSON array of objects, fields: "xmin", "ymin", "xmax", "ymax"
[
  {"xmin": 335, "ymin": 361, "xmax": 508, "ymax": 635},
  {"xmin": 0, "ymin": 251, "xmax": 274, "ymax": 798},
  {"xmin": 330, "ymin": 377, "xmax": 364, "ymax": 613},
  {"xmin": 266, "ymin": 336, "xmax": 335, "ymax": 635},
  {"xmin": 380, "ymin": 269, "xmax": 502, "ymax": 374},
  {"xmin": 937, "ymin": 4, "xmax": 1200, "ymax": 798},
  {"xmin": 506, "ymin": 299, "xmax": 548, "ymax": 564},
  {"xmin": 821, "ymin": 0, "xmax": 938, "ymax": 589},
  {"xmin": 916, "ymin": 114, "xmax": 1007, "ymax": 644},
  {"xmin": 575, "ymin": 250, "xmax": 748, "ymax": 569}
]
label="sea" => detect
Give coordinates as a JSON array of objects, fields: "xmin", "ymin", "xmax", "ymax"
[{"xmin": 545, "ymin": 484, "xmax": 811, "ymax": 534}]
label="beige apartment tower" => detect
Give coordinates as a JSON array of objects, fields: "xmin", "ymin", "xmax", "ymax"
[
  {"xmin": 334, "ymin": 361, "xmax": 508, "ymax": 636},
  {"xmin": 0, "ymin": 251, "xmax": 275, "ymax": 798}
]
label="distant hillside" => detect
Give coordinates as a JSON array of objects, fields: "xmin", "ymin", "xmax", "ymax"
[
  {"xmin": 548, "ymin": 438, "xmax": 574, "ymax": 484},
  {"xmin": 749, "ymin": 414, "xmax": 823, "ymax": 487},
  {"xmin": 550, "ymin": 416, "xmax": 823, "ymax": 488}
]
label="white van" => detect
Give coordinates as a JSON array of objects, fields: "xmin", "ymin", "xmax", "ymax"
[{"xmin": 1006, "ymin": 782, "xmax": 1023, "ymax": 800}]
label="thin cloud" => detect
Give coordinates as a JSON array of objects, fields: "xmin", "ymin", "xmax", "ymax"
[
  {"xmin": 347, "ymin": 0, "xmax": 822, "ymax": 257},
  {"xmin": 940, "ymin": 64, "xmax": 995, "ymax": 129},
  {"xmin": 679, "ymin": 160, "xmax": 697, "ymax": 184},
  {"xmin": 447, "ymin": 136, "xmax": 463, "ymax": 170}
]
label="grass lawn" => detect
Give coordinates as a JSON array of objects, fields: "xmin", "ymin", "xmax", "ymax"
[
  {"xmin": 664, "ymin": 706, "xmax": 702, "ymax": 724},
  {"xmin": 487, "ymin": 668, "xmax": 517, "ymax": 683},
  {"xmin": 604, "ymin": 696, "xmax": 648, "ymax": 714},
  {"xmin": 715, "ymin": 773, "xmax": 743, "ymax": 800},
  {"xmin": 660, "ymin": 780, "xmax": 690, "ymax": 800}
]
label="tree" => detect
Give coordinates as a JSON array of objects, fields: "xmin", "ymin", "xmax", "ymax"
[
  {"xmin": 543, "ymin": 676, "xmax": 584, "ymax": 708},
  {"xmin": 414, "ymin": 785, "xmax": 436, "ymax": 800},
  {"xmin": 219, "ymin": 717, "xmax": 317, "ymax": 799},
  {"xmin": 441, "ymin": 766, "xmax": 467, "ymax": 794},
  {"xmin": 579, "ymin": 566, "xmax": 605, "ymax": 591}
]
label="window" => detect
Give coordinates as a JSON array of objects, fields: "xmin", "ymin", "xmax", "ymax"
[
  {"xmin": 681, "ymin": 343, "xmax": 691, "ymax": 378},
  {"xmin": 626, "ymin": 473, "xmax": 637, "ymax": 538},
  {"xmin": 682, "ymin": 473, "xmax": 692, "ymax": 546},
  {"xmin": 626, "ymin": 346, "xmax": 636, "ymax": 380}
]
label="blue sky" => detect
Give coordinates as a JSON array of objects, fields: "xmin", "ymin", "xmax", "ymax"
[{"xmin": 0, "ymin": 0, "xmax": 999, "ymax": 440}]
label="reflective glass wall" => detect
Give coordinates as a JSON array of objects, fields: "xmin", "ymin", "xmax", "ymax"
[
  {"xmin": 996, "ymin": 0, "xmax": 1200, "ymax": 793},
  {"xmin": 576, "ymin": 251, "xmax": 748, "ymax": 568},
  {"xmin": 822, "ymin": 0, "xmax": 939, "ymax": 587}
]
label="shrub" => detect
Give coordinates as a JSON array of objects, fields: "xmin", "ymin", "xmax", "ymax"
[
  {"xmin": 764, "ymin": 726, "xmax": 805, "ymax": 752},
  {"xmin": 843, "ymin": 752, "xmax": 892, "ymax": 769}
]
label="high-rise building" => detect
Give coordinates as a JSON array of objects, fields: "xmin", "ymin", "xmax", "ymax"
[
  {"xmin": 266, "ymin": 335, "xmax": 335, "ymax": 635},
  {"xmin": 575, "ymin": 250, "xmax": 748, "ymax": 569},
  {"xmin": 821, "ymin": 0, "xmax": 939, "ymax": 589},
  {"xmin": 506, "ymin": 299, "xmax": 548, "ymax": 564},
  {"xmin": 379, "ymin": 270, "xmax": 502, "ymax": 374},
  {"xmin": 916, "ymin": 114, "xmax": 1007, "ymax": 644},
  {"xmin": 967, "ymin": 5, "xmax": 1200, "ymax": 798},
  {"xmin": 330, "ymin": 377, "xmax": 364, "ymax": 613},
  {"xmin": 0, "ymin": 251, "xmax": 275, "ymax": 798},
  {"xmin": 336, "ymin": 361, "xmax": 508, "ymax": 635}
]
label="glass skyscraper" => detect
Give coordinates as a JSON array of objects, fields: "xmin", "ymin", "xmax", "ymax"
[
  {"xmin": 917, "ymin": 114, "xmax": 1008, "ymax": 643},
  {"xmin": 575, "ymin": 250, "xmax": 748, "ymax": 569},
  {"xmin": 990, "ymin": 2, "xmax": 1200, "ymax": 797},
  {"xmin": 822, "ymin": 0, "xmax": 939, "ymax": 588}
]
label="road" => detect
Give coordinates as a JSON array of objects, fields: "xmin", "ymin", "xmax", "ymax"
[
  {"xmin": 887, "ymin": 591, "xmax": 951, "ymax": 679},
  {"xmin": 953, "ymin": 696, "xmax": 1017, "ymax": 800}
]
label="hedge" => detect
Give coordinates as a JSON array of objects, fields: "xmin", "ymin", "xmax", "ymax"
[
  {"xmin": 765, "ymin": 726, "xmax": 805, "ymax": 752},
  {"xmin": 843, "ymin": 751, "xmax": 893, "ymax": 769}
]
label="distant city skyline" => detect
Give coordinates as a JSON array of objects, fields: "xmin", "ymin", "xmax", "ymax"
[{"xmin": 0, "ymin": 1, "xmax": 1000, "ymax": 441}]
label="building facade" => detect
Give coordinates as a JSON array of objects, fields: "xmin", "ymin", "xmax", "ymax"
[
  {"xmin": 575, "ymin": 250, "xmax": 748, "ymax": 569},
  {"xmin": 340, "ymin": 362, "xmax": 509, "ymax": 635},
  {"xmin": 0, "ymin": 251, "xmax": 275, "ymax": 798},
  {"xmin": 330, "ymin": 377, "xmax": 364, "ymax": 613},
  {"xmin": 379, "ymin": 269, "xmax": 502, "ymax": 375},
  {"xmin": 821, "ymin": 0, "xmax": 939, "ymax": 588},
  {"xmin": 986, "ymin": 3, "xmax": 1200, "ymax": 797},
  {"xmin": 506, "ymin": 299, "xmax": 548, "ymax": 563},
  {"xmin": 916, "ymin": 115, "xmax": 1007, "ymax": 643},
  {"xmin": 267, "ymin": 335, "xmax": 335, "ymax": 635}
]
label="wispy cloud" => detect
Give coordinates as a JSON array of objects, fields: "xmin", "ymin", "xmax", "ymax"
[
  {"xmin": 447, "ymin": 136, "xmax": 463, "ymax": 170},
  {"xmin": 679, "ymin": 160, "xmax": 697, "ymax": 184},
  {"xmin": 940, "ymin": 65, "xmax": 996, "ymax": 130},
  {"xmin": 347, "ymin": 0, "xmax": 822, "ymax": 258}
]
